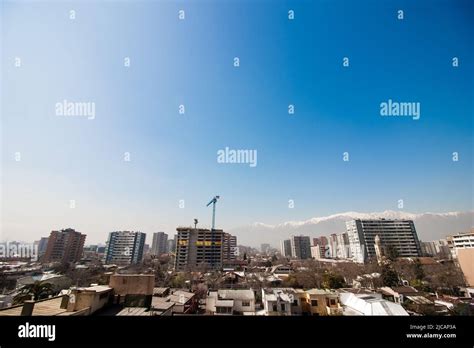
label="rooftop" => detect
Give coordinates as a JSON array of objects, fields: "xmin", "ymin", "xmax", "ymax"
[
  {"xmin": 306, "ymin": 289, "xmax": 338, "ymax": 296},
  {"xmin": 116, "ymin": 307, "xmax": 151, "ymax": 316},
  {"xmin": 340, "ymin": 293, "xmax": 408, "ymax": 316},
  {"xmin": 0, "ymin": 296, "xmax": 70, "ymax": 316},
  {"xmin": 151, "ymin": 297, "xmax": 175, "ymax": 311},
  {"xmin": 217, "ymin": 289, "xmax": 254, "ymax": 301},
  {"xmin": 168, "ymin": 290, "xmax": 194, "ymax": 304}
]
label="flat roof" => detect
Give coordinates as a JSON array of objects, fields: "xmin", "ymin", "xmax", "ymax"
[
  {"xmin": 79, "ymin": 285, "xmax": 112, "ymax": 293},
  {"xmin": 217, "ymin": 289, "xmax": 254, "ymax": 301},
  {"xmin": 151, "ymin": 298, "xmax": 175, "ymax": 311},
  {"xmin": 153, "ymin": 287, "xmax": 170, "ymax": 295},
  {"xmin": 306, "ymin": 289, "xmax": 338, "ymax": 296},
  {"xmin": 116, "ymin": 307, "xmax": 151, "ymax": 316},
  {"xmin": 0, "ymin": 296, "xmax": 68, "ymax": 316}
]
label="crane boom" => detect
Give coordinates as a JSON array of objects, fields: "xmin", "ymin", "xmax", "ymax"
[{"xmin": 206, "ymin": 195, "xmax": 220, "ymax": 230}]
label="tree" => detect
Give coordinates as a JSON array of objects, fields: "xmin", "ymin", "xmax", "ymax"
[
  {"xmin": 282, "ymin": 274, "xmax": 299, "ymax": 288},
  {"xmin": 169, "ymin": 273, "xmax": 186, "ymax": 288},
  {"xmin": 193, "ymin": 283, "xmax": 208, "ymax": 300},
  {"xmin": 381, "ymin": 265, "xmax": 399, "ymax": 287},
  {"xmin": 413, "ymin": 259, "xmax": 425, "ymax": 281},
  {"xmin": 385, "ymin": 245, "xmax": 399, "ymax": 261},
  {"xmin": 423, "ymin": 261, "xmax": 466, "ymax": 293},
  {"xmin": 322, "ymin": 272, "xmax": 345, "ymax": 289},
  {"xmin": 52, "ymin": 262, "xmax": 71, "ymax": 274},
  {"xmin": 294, "ymin": 270, "xmax": 322, "ymax": 289},
  {"xmin": 13, "ymin": 282, "xmax": 54, "ymax": 305},
  {"xmin": 452, "ymin": 302, "xmax": 471, "ymax": 316}
]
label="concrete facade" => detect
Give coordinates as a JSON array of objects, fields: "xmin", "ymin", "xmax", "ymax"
[
  {"xmin": 105, "ymin": 231, "xmax": 146, "ymax": 265},
  {"xmin": 175, "ymin": 228, "xmax": 226, "ymax": 271},
  {"xmin": 42, "ymin": 229, "xmax": 86, "ymax": 264},
  {"xmin": 346, "ymin": 219, "xmax": 422, "ymax": 263}
]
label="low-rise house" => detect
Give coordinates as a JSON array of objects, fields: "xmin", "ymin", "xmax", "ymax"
[
  {"xmin": 62, "ymin": 285, "xmax": 112, "ymax": 315},
  {"xmin": 379, "ymin": 286, "xmax": 419, "ymax": 304},
  {"xmin": 304, "ymin": 289, "xmax": 342, "ymax": 316},
  {"xmin": 352, "ymin": 273, "xmax": 381, "ymax": 289},
  {"xmin": 269, "ymin": 265, "xmax": 292, "ymax": 278},
  {"xmin": 261, "ymin": 288, "xmax": 303, "ymax": 316},
  {"xmin": 339, "ymin": 292, "xmax": 409, "ymax": 316},
  {"xmin": 206, "ymin": 289, "xmax": 255, "ymax": 315},
  {"xmin": 150, "ymin": 297, "xmax": 175, "ymax": 316},
  {"xmin": 16, "ymin": 273, "xmax": 72, "ymax": 292},
  {"xmin": 122, "ymin": 288, "xmax": 196, "ymax": 315},
  {"xmin": 167, "ymin": 289, "xmax": 197, "ymax": 314},
  {"xmin": 217, "ymin": 272, "xmax": 247, "ymax": 289},
  {"xmin": 109, "ymin": 274, "xmax": 154, "ymax": 307},
  {"xmin": 406, "ymin": 295, "xmax": 447, "ymax": 315}
]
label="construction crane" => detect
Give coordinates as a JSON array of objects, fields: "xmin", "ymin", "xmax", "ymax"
[{"xmin": 206, "ymin": 196, "xmax": 220, "ymax": 230}]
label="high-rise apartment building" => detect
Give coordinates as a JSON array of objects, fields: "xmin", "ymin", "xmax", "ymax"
[
  {"xmin": 105, "ymin": 231, "xmax": 146, "ymax": 265},
  {"xmin": 290, "ymin": 235, "xmax": 311, "ymax": 260},
  {"xmin": 36, "ymin": 237, "xmax": 49, "ymax": 258},
  {"xmin": 175, "ymin": 228, "xmax": 226, "ymax": 271},
  {"xmin": 452, "ymin": 230, "xmax": 474, "ymax": 286},
  {"xmin": 151, "ymin": 232, "xmax": 168, "ymax": 256},
  {"xmin": 346, "ymin": 219, "xmax": 422, "ymax": 263},
  {"xmin": 168, "ymin": 238, "xmax": 176, "ymax": 255},
  {"xmin": 42, "ymin": 228, "xmax": 86, "ymax": 263},
  {"xmin": 311, "ymin": 245, "xmax": 324, "ymax": 259},
  {"xmin": 452, "ymin": 231, "xmax": 474, "ymax": 249},
  {"xmin": 281, "ymin": 239, "xmax": 292, "ymax": 258},
  {"xmin": 421, "ymin": 239, "xmax": 451, "ymax": 258},
  {"xmin": 223, "ymin": 233, "xmax": 238, "ymax": 261},
  {"xmin": 336, "ymin": 232, "xmax": 351, "ymax": 259}
]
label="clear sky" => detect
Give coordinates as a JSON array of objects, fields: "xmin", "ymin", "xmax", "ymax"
[{"xmin": 1, "ymin": 0, "xmax": 473, "ymax": 244}]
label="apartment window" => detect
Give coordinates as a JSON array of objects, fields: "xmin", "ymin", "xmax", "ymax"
[
  {"xmin": 272, "ymin": 304, "xmax": 277, "ymax": 312},
  {"xmin": 280, "ymin": 303, "xmax": 286, "ymax": 311},
  {"xmin": 330, "ymin": 299, "xmax": 336, "ymax": 306},
  {"xmin": 242, "ymin": 301, "xmax": 250, "ymax": 307},
  {"xmin": 311, "ymin": 300, "xmax": 318, "ymax": 307}
]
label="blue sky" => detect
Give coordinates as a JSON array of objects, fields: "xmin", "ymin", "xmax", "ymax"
[{"xmin": 1, "ymin": 0, "xmax": 473, "ymax": 244}]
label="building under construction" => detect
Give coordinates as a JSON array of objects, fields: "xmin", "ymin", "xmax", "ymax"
[{"xmin": 174, "ymin": 227, "xmax": 237, "ymax": 271}]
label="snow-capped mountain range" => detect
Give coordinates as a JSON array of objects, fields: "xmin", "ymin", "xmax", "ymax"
[{"xmin": 229, "ymin": 210, "xmax": 473, "ymax": 247}]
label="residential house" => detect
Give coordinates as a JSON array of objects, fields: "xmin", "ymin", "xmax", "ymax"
[
  {"xmin": 304, "ymin": 289, "xmax": 342, "ymax": 316},
  {"xmin": 206, "ymin": 289, "xmax": 255, "ymax": 315},
  {"xmin": 261, "ymin": 288, "xmax": 303, "ymax": 316}
]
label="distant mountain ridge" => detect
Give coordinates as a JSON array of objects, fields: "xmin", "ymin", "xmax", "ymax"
[{"xmin": 230, "ymin": 210, "xmax": 474, "ymax": 247}]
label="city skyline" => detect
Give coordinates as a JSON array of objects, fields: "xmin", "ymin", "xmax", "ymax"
[
  {"xmin": 2, "ymin": 0, "xmax": 473, "ymax": 244},
  {"xmin": 1, "ymin": 209, "xmax": 472, "ymax": 249}
]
